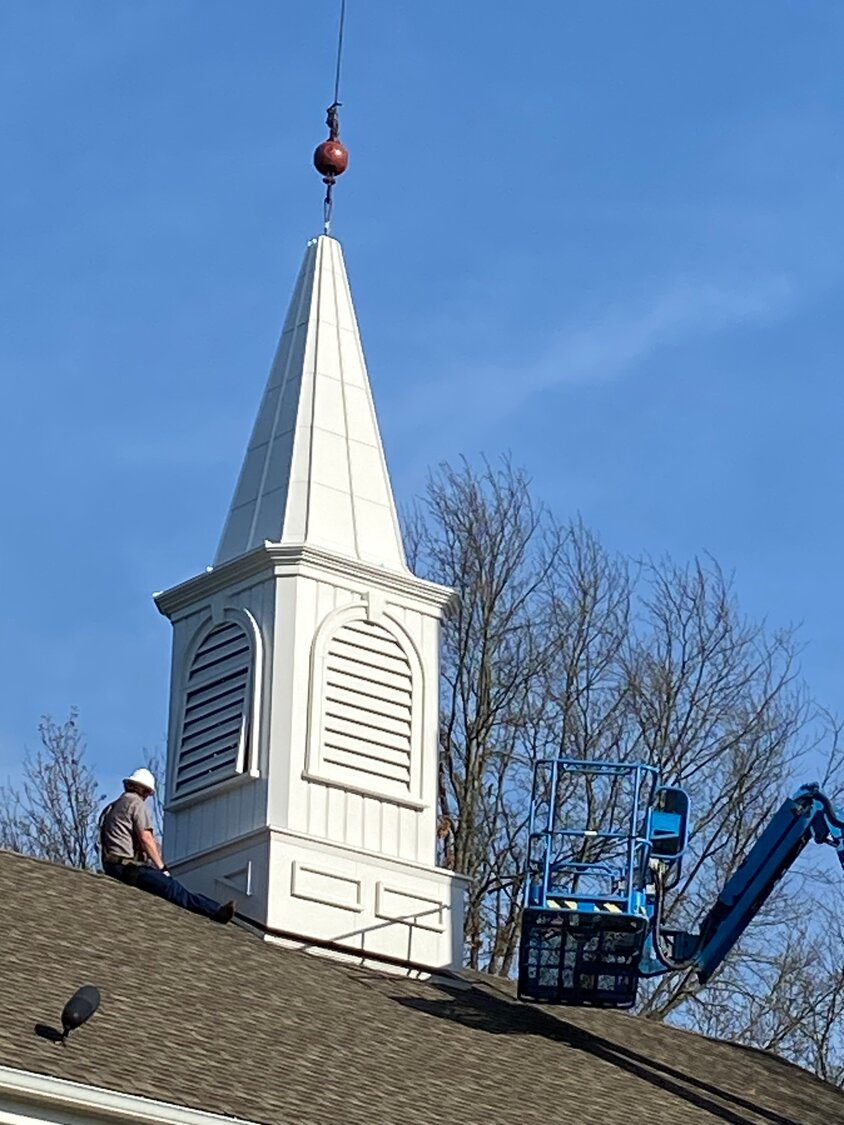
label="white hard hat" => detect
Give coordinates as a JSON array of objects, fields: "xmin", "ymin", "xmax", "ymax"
[{"xmin": 123, "ymin": 767, "xmax": 156, "ymax": 793}]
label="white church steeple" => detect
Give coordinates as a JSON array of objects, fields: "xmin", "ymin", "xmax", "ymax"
[
  {"xmin": 216, "ymin": 236, "xmax": 406, "ymax": 573},
  {"xmin": 155, "ymin": 232, "xmax": 466, "ymax": 973}
]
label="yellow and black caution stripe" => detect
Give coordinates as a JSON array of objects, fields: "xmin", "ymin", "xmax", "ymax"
[{"xmin": 547, "ymin": 899, "xmax": 625, "ymax": 913}]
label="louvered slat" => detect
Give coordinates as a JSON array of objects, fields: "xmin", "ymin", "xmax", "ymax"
[
  {"xmin": 324, "ymin": 681, "xmax": 410, "ymax": 723},
  {"xmin": 182, "ymin": 694, "xmax": 245, "ymax": 737},
  {"xmin": 324, "ymin": 713, "xmax": 411, "ymax": 753},
  {"xmin": 178, "ymin": 747, "xmax": 239, "ymax": 783},
  {"xmin": 175, "ymin": 621, "xmax": 252, "ymax": 797},
  {"xmin": 179, "ymin": 714, "xmax": 244, "ymax": 760},
  {"xmin": 326, "ymin": 652, "xmax": 411, "ymax": 694},
  {"xmin": 328, "ymin": 638, "xmax": 411, "ymax": 678},
  {"xmin": 323, "ymin": 743, "xmax": 410, "ymax": 783},
  {"xmin": 322, "ymin": 730, "xmax": 411, "ymax": 773},
  {"xmin": 191, "ymin": 626, "xmax": 247, "ymax": 667},
  {"xmin": 325, "ymin": 668, "xmax": 411, "ymax": 709},
  {"xmin": 183, "ymin": 667, "xmax": 249, "ymax": 712},
  {"xmin": 189, "ymin": 647, "xmax": 251, "ymax": 686},
  {"xmin": 325, "ymin": 696, "xmax": 411, "ymax": 738},
  {"xmin": 174, "ymin": 763, "xmax": 235, "ymax": 798},
  {"xmin": 320, "ymin": 622, "xmax": 412, "ymax": 789}
]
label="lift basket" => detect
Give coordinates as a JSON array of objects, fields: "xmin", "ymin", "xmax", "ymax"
[{"xmin": 518, "ymin": 907, "xmax": 647, "ymax": 1008}]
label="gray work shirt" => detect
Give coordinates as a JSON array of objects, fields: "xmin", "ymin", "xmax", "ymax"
[{"xmin": 100, "ymin": 792, "xmax": 152, "ymax": 861}]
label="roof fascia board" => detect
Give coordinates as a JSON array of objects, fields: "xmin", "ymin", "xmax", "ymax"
[{"xmin": 0, "ymin": 1066, "xmax": 263, "ymax": 1125}]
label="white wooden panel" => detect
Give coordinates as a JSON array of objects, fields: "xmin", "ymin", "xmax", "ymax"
[
  {"xmin": 345, "ymin": 789, "xmax": 363, "ymax": 848},
  {"xmin": 306, "ymin": 780, "xmax": 328, "ymax": 838},
  {"xmin": 362, "ymin": 797, "xmax": 382, "ymax": 853},
  {"xmin": 375, "ymin": 883, "xmax": 446, "ymax": 932},
  {"xmin": 381, "ymin": 801, "xmax": 399, "ymax": 857},
  {"xmin": 399, "ymin": 805, "xmax": 418, "ymax": 862},
  {"xmin": 167, "ymin": 784, "xmax": 263, "ymax": 863},
  {"xmin": 314, "ymin": 579, "xmax": 338, "ymax": 630},
  {"xmin": 327, "ymin": 783, "xmax": 346, "ymax": 839},
  {"xmin": 291, "ymin": 861, "xmax": 362, "ymax": 912}
]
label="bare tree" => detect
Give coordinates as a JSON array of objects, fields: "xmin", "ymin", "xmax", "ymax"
[
  {"xmin": 406, "ymin": 456, "xmax": 563, "ymax": 971},
  {"xmin": 406, "ymin": 456, "xmax": 844, "ymax": 1080},
  {"xmin": 0, "ymin": 709, "xmax": 105, "ymax": 870}
]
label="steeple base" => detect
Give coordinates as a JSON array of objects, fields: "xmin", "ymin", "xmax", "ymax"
[{"xmin": 171, "ymin": 827, "xmax": 467, "ymax": 972}]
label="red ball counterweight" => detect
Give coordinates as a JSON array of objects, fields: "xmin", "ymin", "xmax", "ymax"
[{"xmin": 313, "ymin": 138, "xmax": 349, "ymax": 182}]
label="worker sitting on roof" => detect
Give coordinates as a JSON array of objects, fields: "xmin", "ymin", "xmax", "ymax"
[{"xmin": 99, "ymin": 768, "xmax": 236, "ymax": 924}]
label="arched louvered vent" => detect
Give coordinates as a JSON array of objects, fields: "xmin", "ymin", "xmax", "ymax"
[
  {"xmin": 175, "ymin": 621, "xmax": 252, "ymax": 798},
  {"xmin": 322, "ymin": 620, "xmax": 412, "ymax": 788}
]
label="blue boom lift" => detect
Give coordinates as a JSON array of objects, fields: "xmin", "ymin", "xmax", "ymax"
[{"xmin": 518, "ymin": 758, "xmax": 844, "ymax": 1009}]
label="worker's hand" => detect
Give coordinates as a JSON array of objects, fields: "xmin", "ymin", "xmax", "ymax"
[{"xmin": 161, "ymin": 868, "xmax": 171, "ymax": 878}]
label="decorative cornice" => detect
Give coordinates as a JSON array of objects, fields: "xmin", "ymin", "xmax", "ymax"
[
  {"xmin": 153, "ymin": 546, "xmax": 270, "ymax": 616},
  {"xmin": 270, "ymin": 825, "xmax": 470, "ymax": 887},
  {"xmin": 168, "ymin": 823, "xmax": 470, "ymax": 889},
  {"xmin": 154, "ymin": 542, "xmax": 456, "ymax": 619}
]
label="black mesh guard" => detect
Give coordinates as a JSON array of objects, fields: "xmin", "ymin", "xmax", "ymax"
[{"xmin": 517, "ymin": 909, "xmax": 648, "ymax": 1009}]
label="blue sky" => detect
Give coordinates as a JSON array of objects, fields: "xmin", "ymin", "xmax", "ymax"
[{"xmin": 1, "ymin": 2, "xmax": 843, "ymax": 791}]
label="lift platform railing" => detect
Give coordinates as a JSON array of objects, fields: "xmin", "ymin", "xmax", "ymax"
[
  {"xmin": 519, "ymin": 758, "xmax": 661, "ymax": 1008},
  {"xmin": 525, "ymin": 759, "xmax": 658, "ymax": 912}
]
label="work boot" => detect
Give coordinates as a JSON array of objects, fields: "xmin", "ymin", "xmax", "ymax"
[{"xmin": 212, "ymin": 899, "xmax": 237, "ymax": 924}]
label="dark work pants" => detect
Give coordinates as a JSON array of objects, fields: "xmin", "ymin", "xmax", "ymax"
[{"xmin": 104, "ymin": 862, "xmax": 223, "ymax": 920}]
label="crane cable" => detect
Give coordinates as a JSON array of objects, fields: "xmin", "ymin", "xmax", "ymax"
[
  {"xmin": 333, "ymin": 0, "xmax": 346, "ymax": 108},
  {"xmin": 323, "ymin": 0, "xmax": 347, "ymax": 233}
]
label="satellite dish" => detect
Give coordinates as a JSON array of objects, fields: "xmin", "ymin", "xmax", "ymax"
[{"xmin": 61, "ymin": 986, "xmax": 101, "ymax": 1038}]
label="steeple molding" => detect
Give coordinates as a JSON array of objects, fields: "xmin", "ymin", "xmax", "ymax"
[{"xmin": 155, "ymin": 542, "xmax": 457, "ymax": 620}]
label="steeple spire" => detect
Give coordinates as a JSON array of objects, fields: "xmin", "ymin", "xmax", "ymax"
[{"xmin": 215, "ymin": 235, "xmax": 407, "ymax": 572}]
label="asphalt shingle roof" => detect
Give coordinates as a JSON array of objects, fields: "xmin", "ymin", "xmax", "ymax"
[{"xmin": 1, "ymin": 848, "xmax": 841, "ymax": 1125}]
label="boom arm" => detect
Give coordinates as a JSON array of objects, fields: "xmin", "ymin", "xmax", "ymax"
[{"xmin": 660, "ymin": 785, "xmax": 844, "ymax": 984}]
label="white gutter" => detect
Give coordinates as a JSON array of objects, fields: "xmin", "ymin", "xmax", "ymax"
[{"xmin": 0, "ymin": 1065, "xmax": 266, "ymax": 1125}]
